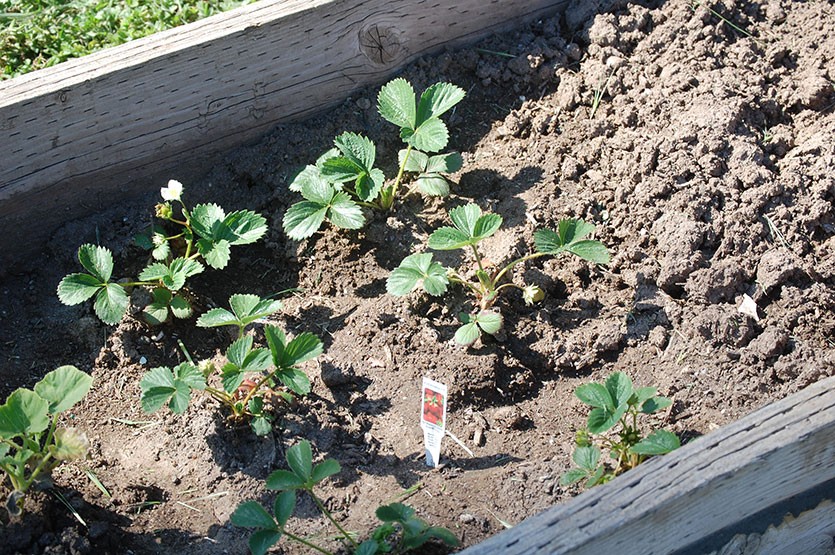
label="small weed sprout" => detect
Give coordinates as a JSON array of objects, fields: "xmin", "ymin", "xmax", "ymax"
[
  {"xmin": 387, "ymin": 203, "xmax": 610, "ymax": 345},
  {"xmin": 232, "ymin": 440, "xmax": 459, "ymax": 555},
  {"xmin": 139, "ymin": 294, "xmax": 322, "ymax": 436},
  {"xmin": 561, "ymin": 372, "xmax": 680, "ymax": 488},
  {"xmin": 0, "ymin": 366, "xmax": 92, "ymax": 515},
  {"xmin": 282, "ymin": 79, "xmax": 465, "ymax": 240},
  {"xmin": 58, "ymin": 181, "xmax": 268, "ymax": 325}
]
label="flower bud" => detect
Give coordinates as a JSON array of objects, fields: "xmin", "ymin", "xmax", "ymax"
[
  {"xmin": 522, "ymin": 284, "xmax": 545, "ymax": 305},
  {"xmin": 155, "ymin": 202, "xmax": 173, "ymax": 220}
]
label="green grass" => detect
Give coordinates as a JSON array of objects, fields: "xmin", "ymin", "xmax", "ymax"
[{"xmin": 1, "ymin": 0, "xmax": 255, "ymax": 79}]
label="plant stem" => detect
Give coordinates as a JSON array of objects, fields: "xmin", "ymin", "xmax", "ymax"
[
  {"xmin": 382, "ymin": 144, "xmax": 413, "ymax": 210},
  {"xmin": 282, "ymin": 529, "xmax": 335, "ymax": 555},
  {"xmin": 310, "ymin": 492, "xmax": 358, "ymax": 548},
  {"xmin": 492, "ymin": 252, "xmax": 548, "ymax": 286},
  {"xmin": 239, "ymin": 371, "xmax": 278, "ymax": 412}
]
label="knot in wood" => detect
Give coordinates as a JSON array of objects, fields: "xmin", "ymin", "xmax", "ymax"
[{"xmin": 359, "ymin": 24, "xmax": 402, "ymax": 65}]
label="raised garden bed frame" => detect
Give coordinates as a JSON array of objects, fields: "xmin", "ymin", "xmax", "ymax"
[{"xmin": 1, "ymin": 0, "xmax": 834, "ymax": 552}]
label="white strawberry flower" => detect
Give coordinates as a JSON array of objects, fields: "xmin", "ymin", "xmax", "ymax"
[{"xmin": 160, "ymin": 179, "xmax": 183, "ymax": 201}]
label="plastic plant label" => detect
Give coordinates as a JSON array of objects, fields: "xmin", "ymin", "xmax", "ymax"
[{"xmin": 420, "ymin": 377, "xmax": 447, "ymax": 467}]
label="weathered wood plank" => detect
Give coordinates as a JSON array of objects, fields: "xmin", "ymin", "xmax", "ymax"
[
  {"xmin": 0, "ymin": 0, "xmax": 568, "ymax": 271},
  {"xmin": 461, "ymin": 375, "xmax": 835, "ymax": 555}
]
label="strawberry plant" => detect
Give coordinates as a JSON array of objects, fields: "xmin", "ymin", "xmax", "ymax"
[
  {"xmin": 560, "ymin": 372, "xmax": 680, "ymax": 488},
  {"xmin": 282, "ymin": 78, "xmax": 465, "ymax": 240},
  {"xmin": 140, "ymin": 294, "xmax": 321, "ymax": 436},
  {"xmin": 232, "ymin": 440, "xmax": 458, "ymax": 555},
  {"xmin": 0, "ymin": 366, "xmax": 92, "ymax": 515},
  {"xmin": 387, "ymin": 203, "xmax": 610, "ymax": 345},
  {"xmin": 57, "ymin": 180, "xmax": 267, "ymax": 325}
]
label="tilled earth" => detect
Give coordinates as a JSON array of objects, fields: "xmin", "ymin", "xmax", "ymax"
[{"xmin": 1, "ymin": 0, "xmax": 833, "ymax": 553}]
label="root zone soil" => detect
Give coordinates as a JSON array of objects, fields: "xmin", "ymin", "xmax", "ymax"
[{"xmin": 1, "ymin": 1, "xmax": 834, "ymax": 553}]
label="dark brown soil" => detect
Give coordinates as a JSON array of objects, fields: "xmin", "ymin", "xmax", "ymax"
[{"xmin": 2, "ymin": 0, "xmax": 834, "ymax": 553}]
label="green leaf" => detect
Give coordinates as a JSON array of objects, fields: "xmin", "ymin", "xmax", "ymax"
[
  {"xmin": 450, "ymin": 203, "xmax": 481, "ymax": 237},
  {"xmin": 560, "ymin": 467, "xmax": 590, "ymax": 486},
  {"xmin": 631, "ymin": 386, "xmax": 658, "ymax": 407},
  {"xmin": 356, "ymin": 168, "xmax": 384, "ymax": 202},
  {"xmin": 301, "ymin": 171, "xmax": 337, "ymax": 204},
  {"xmin": 250, "ymin": 416, "xmax": 272, "ymax": 437},
  {"xmin": 641, "ymin": 395, "xmax": 673, "ymax": 414},
  {"xmin": 587, "ymin": 404, "xmax": 628, "ymax": 435},
  {"xmin": 472, "ymin": 213, "xmax": 503, "ymax": 240},
  {"xmin": 277, "ymin": 368, "xmax": 311, "ymax": 396},
  {"xmin": 50, "ymin": 428, "xmax": 89, "ymax": 461},
  {"xmin": 57, "ymin": 274, "xmax": 102, "ymax": 305},
  {"xmin": 273, "ymin": 490, "xmax": 296, "ymax": 527},
  {"xmin": 143, "ymin": 288, "xmax": 171, "ymax": 325},
  {"xmin": 321, "ymin": 155, "xmax": 363, "ymax": 184},
  {"xmin": 139, "ymin": 363, "xmax": 205, "ymax": 414},
  {"xmin": 559, "ymin": 219, "xmax": 596, "ymax": 243},
  {"xmin": 416, "ymin": 174, "xmax": 450, "ymax": 197},
  {"xmin": 400, "ymin": 148, "xmax": 428, "ymax": 172},
  {"xmin": 282, "ymin": 333, "xmax": 323, "ymax": 367},
  {"xmin": 139, "ymin": 258, "xmax": 203, "ymax": 290},
  {"xmin": 77, "ymin": 244, "xmax": 114, "ymax": 283},
  {"xmin": 426, "ymin": 152, "xmax": 463, "ymax": 173},
  {"xmin": 0, "ymin": 389, "xmax": 50, "ymax": 439},
  {"xmin": 152, "ymin": 237, "xmax": 171, "ymax": 261},
  {"xmin": 197, "ymin": 295, "xmax": 280, "ymax": 329},
  {"xmin": 33, "ymin": 365, "xmax": 92, "ymax": 414},
  {"xmin": 227, "ymin": 336, "xmax": 254, "ymax": 368},
  {"xmin": 427, "ymin": 227, "xmax": 471, "ymax": 250},
  {"xmin": 283, "ymin": 201, "xmax": 329, "ymax": 240},
  {"xmin": 631, "ymin": 429, "xmax": 680, "ymax": 455},
  {"xmin": 574, "ymin": 383, "xmax": 613, "ymax": 410},
  {"xmin": 221, "ymin": 365, "xmax": 245, "ymax": 393},
  {"xmin": 427, "ymin": 526, "xmax": 460, "ymax": 547},
  {"xmin": 533, "ymin": 228, "xmax": 565, "ymax": 254},
  {"xmin": 355, "ymin": 540, "xmax": 380, "ymax": 555},
  {"xmin": 93, "ymin": 283, "xmax": 129, "ymax": 325},
  {"xmin": 170, "ymin": 295, "xmax": 192, "ymax": 319},
  {"xmin": 266, "ymin": 469, "xmax": 306, "ymax": 491},
  {"xmin": 249, "ymin": 530, "xmax": 282, "ymax": 555},
  {"xmin": 333, "ymin": 132, "xmax": 376, "ymax": 175},
  {"xmin": 376, "ymin": 503, "xmax": 415, "ymax": 523},
  {"xmin": 572, "ymin": 445, "xmax": 601, "ymax": 471},
  {"xmin": 386, "ymin": 253, "xmax": 449, "ymax": 296},
  {"xmin": 197, "ymin": 238, "xmax": 231, "ymax": 269},
  {"xmin": 404, "ymin": 117, "xmax": 449, "ymax": 153},
  {"xmin": 605, "ymin": 373, "xmax": 633, "ymax": 409},
  {"xmin": 190, "ymin": 203, "xmax": 226, "ymax": 240},
  {"xmin": 454, "ymin": 321, "xmax": 480, "ymax": 346},
  {"xmin": 311, "ymin": 459, "xmax": 341, "ymax": 483},
  {"xmin": 290, "ymin": 164, "xmax": 324, "ymax": 192},
  {"xmin": 225, "ymin": 210, "xmax": 268, "ymax": 245},
  {"xmin": 476, "ymin": 310, "xmax": 503, "ymax": 335},
  {"xmin": 416, "ymin": 82, "xmax": 466, "ymax": 124},
  {"xmin": 286, "ymin": 440, "xmax": 313, "ymax": 481},
  {"xmin": 586, "ymin": 465, "xmax": 607, "ymax": 487},
  {"xmin": 328, "ymin": 192, "xmax": 365, "ymax": 230},
  {"xmin": 377, "ymin": 78, "xmax": 416, "ymax": 129},
  {"xmin": 567, "ymin": 240, "xmax": 611, "ymax": 264},
  {"xmin": 231, "ymin": 501, "xmax": 277, "ymax": 529},
  {"xmin": 231, "ymin": 294, "xmax": 282, "ymax": 325}
]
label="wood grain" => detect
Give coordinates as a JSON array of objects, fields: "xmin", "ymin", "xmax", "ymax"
[
  {"xmin": 0, "ymin": 0, "xmax": 567, "ymax": 271},
  {"xmin": 461, "ymin": 375, "xmax": 835, "ymax": 555}
]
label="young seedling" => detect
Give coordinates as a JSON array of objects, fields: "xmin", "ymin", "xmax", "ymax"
[
  {"xmin": 140, "ymin": 295, "xmax": 321, "ymax": 436},
  {"xmin": 283, "ymin": 78, "xmax": 465, "ymax": 240},
  {"xmin": 560, "ymin": 372, "xmax": 680, "ymax": 488},
  {"xmin": 387, "ymin": 203, "xmax": 610, "ymax": 345},
  {"xmin": 232, "ymin": 440, "xmax": 458, "ymax": 555},
  {"xmin": 0, "ymin": 365, "xmax": 92, "ymax": 515},
  {"xmin": 58, "ymin": 180, "xmax": 268, "ymax": 325}
]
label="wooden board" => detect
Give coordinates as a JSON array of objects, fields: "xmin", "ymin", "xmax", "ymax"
[
  {"xmin": 460, "ymin": 375, "xmax": 835, "ymax": 555},
  {"xmin": 0, "ymin": 0, "xmax": 568, "ymax": 272}
]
